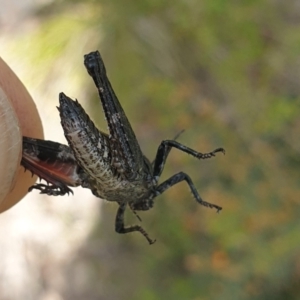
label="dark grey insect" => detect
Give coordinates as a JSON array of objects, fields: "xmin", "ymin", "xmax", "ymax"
[{"xmin": 22, "ymin": 51, "xmax": 224, "ymax": 244}]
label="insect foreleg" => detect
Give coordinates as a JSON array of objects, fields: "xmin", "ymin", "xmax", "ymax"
[
  {"xmin": 152, "ymin": 140, "xmax": 225, "ymax": 179},
  {"xmin": 115, "ymin": 202, "xmax": 156, "ymax": 244},
  {"xmin": 154, "ymin": 172, "xmax": 222, "ymax": 212}
]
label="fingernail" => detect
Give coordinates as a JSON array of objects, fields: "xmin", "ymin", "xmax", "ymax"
[{"xmin": 0, "ymin": 87, "xmax": 22, "ymax": 202}]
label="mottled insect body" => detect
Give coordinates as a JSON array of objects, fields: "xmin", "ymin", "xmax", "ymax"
[{"xmin": 22, "ymin": 51, "xmax": 224, "ymax": 244}]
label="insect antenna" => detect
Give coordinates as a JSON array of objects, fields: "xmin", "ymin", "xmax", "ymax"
[{"xmin": 129, "ymin": 205, "xmax": 142, "ymax": 222}]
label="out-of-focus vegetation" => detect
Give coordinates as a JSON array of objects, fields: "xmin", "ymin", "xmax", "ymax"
[{"xmin": 6, "ymin": 0, "xmax": 300, "ymax": 299}]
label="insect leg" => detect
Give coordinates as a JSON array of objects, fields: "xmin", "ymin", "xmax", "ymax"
[
  {"xmin": 153, "ymin": 140, "xmax": 225, "ymax": 179},
  {"xmin": 115, "ymin": 202, "xmax": 156, "ymax": 244},
  {"xmin": 151, "ymin": 130, "xmax": 185, "ymax": 167},
  {"xmin": 22, "ymin": 137, "xmax": 82, "ymax": 196},
  {"xmin": 28, "ymin": 183, "xmax": 73, "ymax": 196},
  {"xmin": 154, "ymin": 171, "xmax": 222, "ymax": 212}
]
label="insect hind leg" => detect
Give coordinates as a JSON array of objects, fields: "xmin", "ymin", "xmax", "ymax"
[
  {"xmin": 115, "ymin": 202, "xmax": 156, "ymax": 244},
  {"xmin": 154, "ymin": 172, "xmax": 222, "ymax": 212}
]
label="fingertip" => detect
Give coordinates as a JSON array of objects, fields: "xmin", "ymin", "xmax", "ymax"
[
  {"xmin": 0, "ymin": 57, "xmax": 43, "ymax": 212},
  {"xmin": 0, "ymin": 87, "xmax": 22, "ymax": 209}
]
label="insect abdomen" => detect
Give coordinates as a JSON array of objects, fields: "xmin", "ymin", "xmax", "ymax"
[{"xmin": 58, "ymin": 92, "xmax": 113, "ymax": 180}]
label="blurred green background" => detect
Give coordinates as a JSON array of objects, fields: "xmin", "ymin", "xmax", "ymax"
[{"xmin": 3, "ymin": 0, "xmax": 300, "ymax": 299}]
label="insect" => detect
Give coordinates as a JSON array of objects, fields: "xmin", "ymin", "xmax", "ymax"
[{"xmin": 22, "ymin": 51, "xmax": 225, "ymax": 244}]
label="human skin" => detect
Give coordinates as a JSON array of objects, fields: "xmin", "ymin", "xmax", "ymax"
[{"xmin": 0, "ymin": 57, "xmax": 43, "ymax": 212}]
